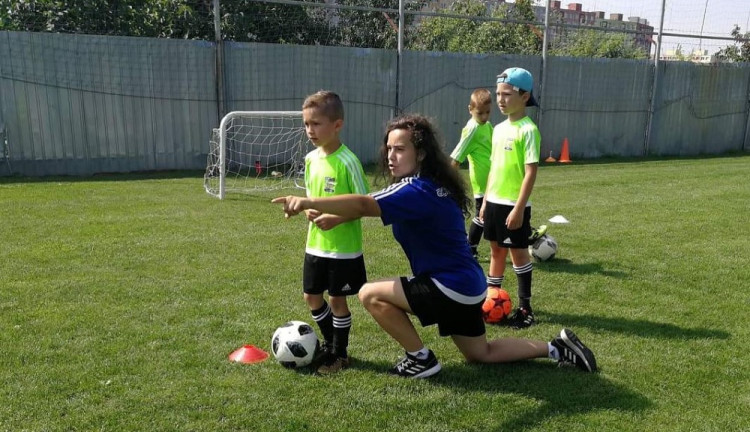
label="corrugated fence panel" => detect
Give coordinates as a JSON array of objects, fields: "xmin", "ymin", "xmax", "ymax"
[
  {"xmin": 224, "ymin": 42, "xmax": 396, "ymax": 164},
  {"xmin": 1, "ymin": 31, "xmax": 748, "ymax": 178},
  {"xmin": 401, "ymin": 51, "xmax": 541, "ymax": 154},
  {"xmin": 542, "ymin": 57, "xmax": 652, "ymax": 159},
  {"xmin": 0, "ymin": 32, "xmax": 216, "ymax": 176},
  {"xmin": 650, "ymin": 62, "xmax": 750, "ymax": 156}
]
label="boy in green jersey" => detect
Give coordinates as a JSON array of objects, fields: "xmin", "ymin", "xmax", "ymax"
[
  {"xmin": 450, "ymin": 88, "xmax": 493, "ymax": 260},
  {"xmin": 480, "ymin": 68, "xmax": 541, "ymax": 329},
  {"xmin": 300, "ymin": 91, "xmax": 369, "ymax": 373}
]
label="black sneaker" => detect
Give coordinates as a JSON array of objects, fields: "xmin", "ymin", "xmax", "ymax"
[
  {"xmin": 507, "ymin": 307, "xmax": 535, "ymax": 329},
  {"xmin": 311, "ymin": 341, "xmax": 333, "ymax": 369},
  {"xmin": 551, "ymin": 328, "xmax": 597, "ymax": 372},
  {"xmin": 390, "ymin": 350, "xmax": 441, "ymax": 378},
  {"xmin": 317, "ymin": 355, "xmax": 350, "ymax": 374}
]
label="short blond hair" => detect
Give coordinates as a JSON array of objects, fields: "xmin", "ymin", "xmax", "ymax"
[
  {"xmin": 302, "ymin": 90, "xmax": 344, "ymax": 121},
  {"xmin": 469, "ymin": 88, "xmax": 492, "ymax": 109}
]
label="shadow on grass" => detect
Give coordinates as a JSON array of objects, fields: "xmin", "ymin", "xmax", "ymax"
[
  {"xmin": 543, "ymin": 312, "xmax": 730, "ymax": 340},
  {"xmin": 535, "ymin": 258, "xmax": 629, "ymax": 278},
  {"xmin": 348, "ymin": 357, "xmax": 651, "ymax": 431}
]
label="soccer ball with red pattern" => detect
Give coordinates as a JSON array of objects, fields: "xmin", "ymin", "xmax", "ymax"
[{"xmin": 482, "ymin": 288, "xmax": 513, "ymax": 324}]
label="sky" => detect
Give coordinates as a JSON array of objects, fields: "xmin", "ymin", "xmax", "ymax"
[{"xmin": 584, "ymin": 0, "xmax": 749, "ymax": 53}]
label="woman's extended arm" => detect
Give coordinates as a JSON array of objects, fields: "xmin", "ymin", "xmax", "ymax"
[{"xmin": 272, "ymin": 194, "xmax": 381, "ymax": 220}]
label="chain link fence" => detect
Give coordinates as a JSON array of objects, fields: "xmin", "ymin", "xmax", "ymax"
[
  {"xmin": 1, "ymin": 1, "xmax": 748, "ymax": 176},
  {"xmin": 2, "ymin": 1, "xmax": 747, "ymax": 57}
]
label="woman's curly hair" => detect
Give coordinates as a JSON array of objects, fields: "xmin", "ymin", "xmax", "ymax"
[{"xmin": 376, "ymin": 114, "xmax": 471, "ymax": 216}]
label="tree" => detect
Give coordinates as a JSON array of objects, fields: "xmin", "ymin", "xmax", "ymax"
[
  {"xmin": 412, "ymin": 0, "xmax": 541, "ymax": 55},
  {"xmin": 549, "ymin": 29, "xmax": 648, "ymax": 59},
  {"xmin": 716, "ymin": 25, "xmax": 750, "ymax": 62},
  {"xmin": 411, "ymin": 0, "xmax": 488, "ymax": 53},
  {"xmin": 0, "ymin": 0, "xmax": 331, "ymax": 43},
  {"xmin": 320, "ymin": 0, "xmax": 425, "ymax": 49}
]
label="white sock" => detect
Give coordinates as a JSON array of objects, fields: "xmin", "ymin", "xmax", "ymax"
[
  {"xmin": 548, "ymin": 342, "xmax": 560, "ymax": 360},
  {"xmin": 408, "ymin": 347, "xmax": 430, "ymax": 359}
]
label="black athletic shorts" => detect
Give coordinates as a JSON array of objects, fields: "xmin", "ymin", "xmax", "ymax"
[
  {"xmin": 482, "ymin": 202, "xmax": 532, "ymax": 248},
  {"xmin": 401, "ymin": 274, "xmax": 485, "ymax": 337},
  {"xmin": 303, "ymin": 253, "xmax": 366, "ymax": 296}
]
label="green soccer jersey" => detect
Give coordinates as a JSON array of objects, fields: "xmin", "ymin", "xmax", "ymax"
[
  {"xmin": 486, "ymin": 116, "xmax": 541, "ymax": 206},
  {"xmin": 304, "ymin": 144, "xmax": 369, "ymax": 258},
  {"xmin": 449, "ymin": 118, "xmax": 493, "ymax": 198}
]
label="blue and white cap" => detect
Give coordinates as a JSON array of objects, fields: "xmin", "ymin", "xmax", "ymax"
[{"xmin": 497, "ymin": 67, "xmax": 538, "ymax": 107}]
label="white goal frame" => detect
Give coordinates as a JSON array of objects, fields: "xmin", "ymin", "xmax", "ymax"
[{"xmin": 204, "ymin": 111, "xmax": 310, "ymax": 199}]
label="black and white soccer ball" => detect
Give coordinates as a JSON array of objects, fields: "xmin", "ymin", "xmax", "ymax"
[
  {"xmin": 271, "ymin": 320, "xmax": 319, "ymax": 368},
  {"xmin": 529, "ymin": 234, "xmax": 558, "ymax": 261}
]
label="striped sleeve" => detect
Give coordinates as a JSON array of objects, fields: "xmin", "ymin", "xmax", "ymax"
[
  {"xmin": 337, "ymin": 147, "xmax": 369, "ymax": 195},
  {"xmin": 449, "ymin": 120, "xmax": 478, "ymax": 163}
]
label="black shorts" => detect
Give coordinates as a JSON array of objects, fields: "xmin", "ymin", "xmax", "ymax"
[
  {"xmin": 401, "ymin": 275, "xmax": 485, "ymax": 337},
  {"xmin": 303, "ymin": 254, "xmax": 366, "ymax": 297},
  {"xmin": 482, "ymin": 202, "xmax": 532, "ymax": 248}
]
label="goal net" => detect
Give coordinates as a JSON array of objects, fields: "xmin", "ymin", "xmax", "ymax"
[{"xmin": 204, "ymin": 111, "xmax": 310, "ymax": 199}]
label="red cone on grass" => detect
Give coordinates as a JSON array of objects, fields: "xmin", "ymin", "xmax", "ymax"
[
  {"xmin": 229, "ymin": 345, "xmax": 269, "ymax": 364},
  {"xmin": 559, "ymin": 138, "xmax": 572, "ymax": 163}
]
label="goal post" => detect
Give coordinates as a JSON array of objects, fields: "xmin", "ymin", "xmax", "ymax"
[{"xmin": 204, "ymin": 111, "xmax": 310, "ymax": 199}]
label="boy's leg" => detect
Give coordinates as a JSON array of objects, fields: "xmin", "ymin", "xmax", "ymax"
[
  {"xmin": 484, "ymin": 202, "xmax": 508, "ymax": 288},
  {"xmin": 303, "ymin": 255, "xmax": 334, "ymax": 347},
  {"xmin": 317, "ymin": 255, "xmax": 366, "ymax": 374},
  {"xmin": 507, "ymin": 247, "xmax": 535, "ymax": 329},
  {"xmin": 467, "ymin": 197, "xmax": 484, "ymax": 258},
  {"xmin": 307, "ymin": 294, "xmax": 334, "ymax": 366},
  {"xmin": 487, "ymin": 241, "xmax": 507, "ymax": 288},
  {"xmin": 504, "ymin": 206, "xmax": 535, "ymax": 328},
  {"xmin": 328, "ymin": 295, "xmax": 351, "ymax": 358}
]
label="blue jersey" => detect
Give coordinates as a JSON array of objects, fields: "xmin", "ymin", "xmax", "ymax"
[{"xmin": 371, "ymin": 176, "xmax": 486, "ymax": 304}]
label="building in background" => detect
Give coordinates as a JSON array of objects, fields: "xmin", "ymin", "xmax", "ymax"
[
  {"xmin": 538, "ymin": 2, "xmax": 653, "ymax": 54},
  {"xmin": 660, "ymin": 49, "xmax": 719, "ymax": 63},
  {"xmin": 421, "ymin": 1, "xmax": 655, "ymax": 54}
]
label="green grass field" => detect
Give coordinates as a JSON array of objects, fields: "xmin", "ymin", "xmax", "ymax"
[{"xmin": 1, "ymin": 156, "xmax": 749, "ymax": 431}]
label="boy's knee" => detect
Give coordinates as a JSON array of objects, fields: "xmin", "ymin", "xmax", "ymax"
[{"xmin": 328, "ymin": 295, "xmax": 349, "ymax": 312}]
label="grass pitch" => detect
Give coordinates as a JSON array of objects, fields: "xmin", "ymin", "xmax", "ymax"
[{"xmin": 1, "ymin": 156, "xmax": 748, "ymax": 431}]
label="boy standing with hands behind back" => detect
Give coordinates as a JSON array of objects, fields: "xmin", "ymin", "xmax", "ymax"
[
  {"xmin": 300, "ymin": 90, "xmax": 369, "ymax": 373},
  {"xmin": 481, "ymin": 68, "xmax": 541, "ymax": 329},
  {"xmin": 450, "ymin": 88, "xmax": 493, "ymax": 260}
]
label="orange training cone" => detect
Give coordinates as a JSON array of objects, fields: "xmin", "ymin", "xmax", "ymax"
[
  {"xmin": 559, "ymin": 138, "xmax": 572, "ymax": 163},
  {"xmin": 229, "ymin": 345, "xmax": 269, "ymax": 364},
  {"xmin": 545, "ymin": 150, "xmax": 557, "ymax": 163}
]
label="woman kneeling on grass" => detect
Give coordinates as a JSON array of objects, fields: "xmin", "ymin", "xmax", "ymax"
[{"xmin": 273, "ymin": 114, "xmax": 597, "ymax": 378}]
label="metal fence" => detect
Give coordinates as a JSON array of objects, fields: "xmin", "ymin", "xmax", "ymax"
[{"xmin": 1, "ymin": 1, "xmax": 749, "ymax": 176}]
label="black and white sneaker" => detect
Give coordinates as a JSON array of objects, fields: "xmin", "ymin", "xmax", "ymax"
[
  {"xmin": 311, "ymin": 341, "xmax": 333, "ymax": 369},
  {"xmin": 390, "ymin": 350, "xmax": 442, "ymax": 378},
  {"xmin": 507, "ymin": 307, "xmax": 535, "ymax": 329},
  {"xmin": 551, "ymin": 328, "xmax": 597, "ymax": 372}
]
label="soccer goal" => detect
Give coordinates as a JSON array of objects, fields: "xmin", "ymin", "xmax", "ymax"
[{"xmin": 204, "ymin": 111, "xmax": 310, "ymax": 199}]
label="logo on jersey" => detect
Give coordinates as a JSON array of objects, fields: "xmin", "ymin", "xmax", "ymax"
[
  {"xmin": 504, "ymin": 137, "xmax": 514, "ymax": 151},
  {"xmin": 324, "ymin": 176, "xmax": 336, "ymax": 193},
  {"xmin": 436, "ymin": 187, "xmax": 449, "ymax": 197}
]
